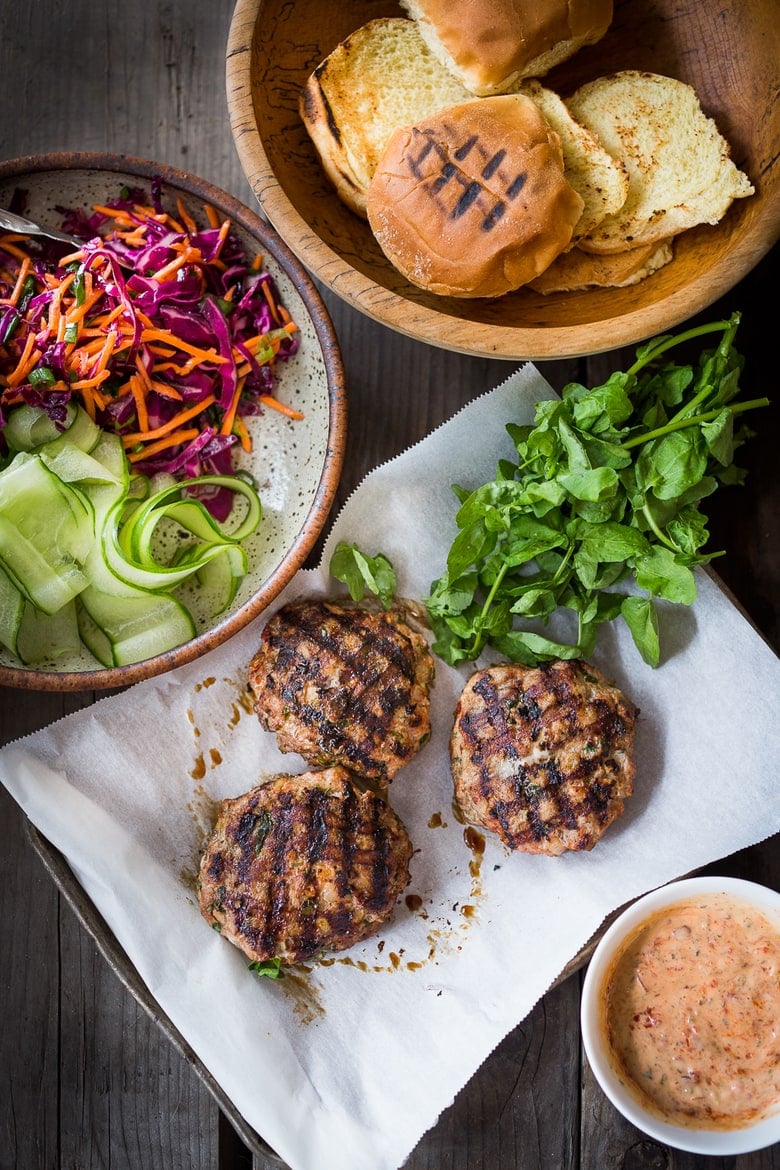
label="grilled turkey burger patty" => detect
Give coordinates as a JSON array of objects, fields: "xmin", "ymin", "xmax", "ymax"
[
  {"xmin": 198, "ymin": 766, "xmax": 413, "ymax": 964},
  {"xmin": 248, "ymin": 599, "xmax": 435, "ymax": 784},
  {"xmin": 450, "ymin": 659, "xmax": 638, "ymax": 855}
]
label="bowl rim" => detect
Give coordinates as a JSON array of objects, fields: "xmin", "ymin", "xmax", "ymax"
[
  {"xmin": 0, "ymin": 150, "xmax": 348, "ymax": 691},
  {"xmin": 580, "ymin": 874, "xmax": 780, "ymax": 1154},
  {"xmin": 225, "ymin": 0, "xmax": 780, "ymax": 361}
]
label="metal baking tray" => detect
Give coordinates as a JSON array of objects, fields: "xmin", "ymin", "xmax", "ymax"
[{"xmin": 26, "ymin": 820, "xmax": 624, "ymax": 1165}]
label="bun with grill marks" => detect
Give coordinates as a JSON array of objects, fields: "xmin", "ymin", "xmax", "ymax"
[{"xmin": 366, "ymin": 94, "xmax": 584, "ymax": 299}]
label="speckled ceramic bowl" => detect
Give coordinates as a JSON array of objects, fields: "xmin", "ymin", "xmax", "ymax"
[
  {"xmin": 0, "ymin": 152, "xmax": 347, "ymax": 690},
  {"xmin": 581, "ymin": 876, "xmax": 780, "ymax": 1155}
]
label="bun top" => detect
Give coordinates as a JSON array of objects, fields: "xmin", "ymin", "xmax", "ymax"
[
  {"xmin": 366, "ymin": 95, "xmax": 584, "ymax": 299},
  {"xmin": 399, "ymin": 0, "xmax": 614, "ymax": 95}
]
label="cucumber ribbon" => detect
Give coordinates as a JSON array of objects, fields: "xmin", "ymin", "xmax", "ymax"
[{"xmin": 0, "ymin": 404, "xmax": 262, "ymax": 668}]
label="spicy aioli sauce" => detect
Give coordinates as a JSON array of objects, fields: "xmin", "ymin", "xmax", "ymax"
[{"xmin": 602, "ymin": 893, "xmax": 780, "ymax": 1130}]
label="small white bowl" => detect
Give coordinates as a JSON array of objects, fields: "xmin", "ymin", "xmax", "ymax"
[{"xmin": 581, "ymin": 875, "xmax": 780, "ymax": 1155}]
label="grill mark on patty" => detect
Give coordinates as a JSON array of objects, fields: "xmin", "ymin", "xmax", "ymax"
[
  {"xmin": 252, "ymin": 602, "xmax": 432, "ymax": 781},
  {"xmin": 298, "ymin": 785, "xmax": 332, "ymax": 956},
  {"xmin": 256, "ymin": 791, "xmax": 294, "ymax": 956},
  {"xmin": 452, "ymin": 180, "xmax": 483, "ymax": 218},
  {"xmin": 431, "ymin": 161, "xmax": 456, "ymax": 194},
  {"xmin": 367, "ymin": 793, "xmax": 394, "ymax": 913},
  {"xmin": 199, "ymin": 768, "xmax": 412, "ymax": 964},
  {"xmin": 452, "ymin": 660, "xmax": 637, "ymax": 853}
]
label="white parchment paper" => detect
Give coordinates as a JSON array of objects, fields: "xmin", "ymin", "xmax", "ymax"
[{"xmin": 1, "ymin": 363, "xmax": 779, "ymax": 1170}]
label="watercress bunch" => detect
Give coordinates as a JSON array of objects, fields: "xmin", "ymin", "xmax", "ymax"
[{"xmin": 425, "ymin": 313, "xmax": 767, "ymax": 668}]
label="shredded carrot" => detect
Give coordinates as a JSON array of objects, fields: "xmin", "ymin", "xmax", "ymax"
[
  {"xmin": 175, "ymin": 198, "xmax": 198, "ymax": 238},
  {"xmin": 152, "ymin": 244, "xmax": 202, "ymax": 283},
  {"xmin": 121, "ymin": 394, "xmax": 216, "ymax": 445},
  {"xmin": 148, "ymin": 379, "xmax": 183, "ymax": 401},
  {"xmin": 213, "ymin": 219, "xmax": 231, "ymax": 261},
  {"xmin": 91, "ymin": 330, "xmax": 118, "ymax": 375},
  {"xmin": 128, "ymin": 374, "xmax": 149, "ymax": 432},
  {"xmin": 133, "ymin": 352, "xmax": 152, "ymax": 392},
  {"xmin": 219, "ymin": 376, "xmax": 246, "ymax": 437},
  {"xmin": 141, "ymin": 328, "xmax": 227, "ymax": 364},
  {"xmin": 7, "ymin": 255, "xmax": 32, "ymax": 306},
  {"xmin": 134, "ymin": 203, "xmax": 185, "ymax": 234},
  {"xmin": 70, "ymin": 369, "xmax": 112, "ymax": 391},
  {"xmin": 127, "ymin": 427, "xmax": 200, "ymax": 462},
  {"xmin": 91, "ymin": 204, "xmax": 137, "ymax": 226},
  {"xmin": 263, "ymin": 281, "xmax": 282, "ymax": 326},
  {"xmin": 57, "ymin": 248, "xmax": 88, "ymax": 267},
  {"xmin": 6, "ymin": 332, "xmax": 40, "ymax": 387},
  {"xmin": 0, "ymin": 190, "xmax": 300, "ymax": 483},
  {"xmin": 79, "ymin": 386, "xmax": 97, "ymax": 420},
  {"xmin": 259, "ymin": 395, "xmax": 304, "ymax": 421},
  {"xmin": 65, "ymin": 288, "xmax": 105, "ymax": 324},
  {"xmin": 0, "ymin": 237, "xmax": 35, "ymax": 264},
  {"xmin": 233, "ymin": 416, "xmax": 252, "ymax": 452}
]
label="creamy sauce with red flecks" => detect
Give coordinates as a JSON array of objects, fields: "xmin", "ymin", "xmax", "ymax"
[{"xmin": 602, "ymin": 893, "xmax": 780, "ymax": 1129}]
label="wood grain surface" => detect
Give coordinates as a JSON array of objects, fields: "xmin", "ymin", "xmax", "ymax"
[
  {"xmin": 226, "ymin": 0, "xmax": 780, "ymax": 358},
  {"xmin": 0, "ymin": 3, "xmax": 778, "ymax": 1169}
]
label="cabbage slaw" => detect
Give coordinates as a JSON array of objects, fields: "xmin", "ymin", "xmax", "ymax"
[{"xmin": 0, "ymin": 180, "xmax": 302, "ymax": 668}]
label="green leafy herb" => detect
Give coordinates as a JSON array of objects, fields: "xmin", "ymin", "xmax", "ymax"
[
  {"xmin": 329, "ymin": 541, "xmax": 397, "ymax": 609},
  {"xmin": 248, "ymin": 957, "xmax": 285, "ymax": 980},
  {"xmin": 252, "ymin": 810, "xmax": 273, "ymax": 855},
  {"xmin": 425, "ymin": 313, "xmax": 767, "ymax": 669}
]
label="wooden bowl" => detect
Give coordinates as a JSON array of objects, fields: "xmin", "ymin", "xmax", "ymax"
[
  {"xmin": 0, "ymin": 152, "xmax": 347, "ymax": 690},
  {"xmin": 226, "ymin": 0, "xmax": 780, "ymax": 360}
]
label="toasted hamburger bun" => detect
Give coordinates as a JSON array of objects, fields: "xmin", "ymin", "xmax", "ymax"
[
  {"xmin": 299, "ymin": 18, "xmax": 473, "ymax": 218},
  {"xmin": 366, "ymin": 94, "xmax": 584, "ymax": 298},
  {"xmin": 528, "ymin": 239, "xmax": 674, "ymax": 294},
  {"xmin": 516, "ymin": 79, "xmax": 628, "ymax": 243},
  {"xmin": 399, "ymin": 0, "xmax": 613, "ymax": 95},
  {"xmin": 567, "ymin": 71, "xmax": 755, "ymax": 253}
]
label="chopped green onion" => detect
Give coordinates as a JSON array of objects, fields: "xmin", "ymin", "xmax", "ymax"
[{"xmin": 28, "ymin": 367, "xmax": 57, "ymax": 387}]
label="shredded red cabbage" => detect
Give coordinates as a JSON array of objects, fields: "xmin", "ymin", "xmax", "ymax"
[{"xmin": 0, "ymin": 180, "xmax": 301, "ymax": 513}]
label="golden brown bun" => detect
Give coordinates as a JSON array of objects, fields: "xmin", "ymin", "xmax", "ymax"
[
  {"xmin": 516, "ymin": 80, "xmax": 628, "ymax": 243},
  {"xmin": 366, "ymin": 95, "xmax": 584, "ymax": 298},
  {"xmin": 528, "ymin": 239, "xmax": 674, "ymax": 294},
  {"xmin": 398, "ymin": 0, "xmax": 613, "ymax": 95},
  {"xmin": 567, "ymin": 71, "xmax": 755, "ymax": 253},
  {"xmin": 299, "ymin": 18, "xmax": 473, "ymax": 217}
]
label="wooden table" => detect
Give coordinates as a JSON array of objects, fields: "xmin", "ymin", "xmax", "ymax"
[{"xmin": 0, "ymin": 3, "xmax": 777, "ymax": 1168}]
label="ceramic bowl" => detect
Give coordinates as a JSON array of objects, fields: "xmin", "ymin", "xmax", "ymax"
[
  {"xmin": 226, "ymin": 0, "xmax": 780, "ymax": 360},
  {"xmin": 581, "ymin": 875, "xmax": 780, "ymax": 1155},
  {"xmin": 0, "ymin": 152, "xmax": 347, "ymax": 690}
]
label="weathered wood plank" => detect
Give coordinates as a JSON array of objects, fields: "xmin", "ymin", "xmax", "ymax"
[{"xmin": 0, "ymin": 1, "xmax": 778, "ymax": 1169}]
